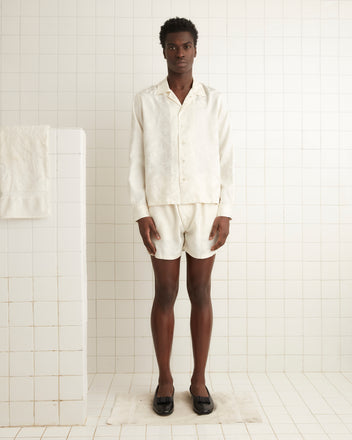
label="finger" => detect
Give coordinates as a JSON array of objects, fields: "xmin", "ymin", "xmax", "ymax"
[
  {"xmin": 209, "ymin": 220, "xmax": 218, "ymax": 240},
  {"xmin": 145, "ymin": 240, "xmax": 156, "ymax": 256},
  {"xmin": 144, "ymin": 239, "xmax": 156, "ymax": 256},
  {"xmin": 145, "ymin": 229, "xmax": 157, "ymax": 255},
  {"xmin": 211, "ymin": 234, "xmax": 227, "ymax": 251},
  {"xmin": 151, "ymin": 221, "xmax": 161, "ymax": 240},
  {"xmin": 211, "ymin": 239, "xmax": 224, "ymax": 251}
]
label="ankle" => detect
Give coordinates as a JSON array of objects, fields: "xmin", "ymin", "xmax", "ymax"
[
  {"xmin": 158, "ymin": 376, "xmax": 173, "ymax": 386},
  {"xmin": 157, "ymin": 379, "xmax": 174, "ymax": 397},
  {"xmin": 191, "ymin": 376, "xmax": 205, "ymax": 387}
]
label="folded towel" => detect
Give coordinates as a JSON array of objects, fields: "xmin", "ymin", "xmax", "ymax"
[{"xmin": 0, "ymin": 125, "xmax": 50, "ymax": 218}]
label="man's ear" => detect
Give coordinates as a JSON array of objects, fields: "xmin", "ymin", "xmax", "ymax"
[
  {"xmin": 163, "ymin": 48, "xmax": 166, "ymax": 59},
  {"xmin": 194, "ymin": 46, "xmax": 197, "ymax": 57}
]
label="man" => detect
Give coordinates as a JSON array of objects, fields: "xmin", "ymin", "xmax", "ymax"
[{"xmin": 128, "ymin": 17, "xmax": 233, "ymax": 416}]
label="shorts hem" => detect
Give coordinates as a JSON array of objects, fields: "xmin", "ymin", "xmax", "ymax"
[
  {"xmin": 184, "ymin": 248, "xmax": 217, "ymax": 260},
  {"xmin": 153, "ymin": 253, "xmax": 182, "ymax": 260}
]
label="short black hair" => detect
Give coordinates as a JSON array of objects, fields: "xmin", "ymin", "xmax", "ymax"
[{"xmin": 159, "ymin": 17, "xmax": 198, "ymax": 49}]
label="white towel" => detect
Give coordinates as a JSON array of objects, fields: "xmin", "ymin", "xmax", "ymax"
[
  {"xmin": 0, "ymin": 125, "xmax": 50, "ymax": 218},
  {"xmin": 106, "ymin": 390, "xmax": 263, "ymax": 425}
]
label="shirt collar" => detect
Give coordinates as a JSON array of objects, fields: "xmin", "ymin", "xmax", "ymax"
[{"xmin": 156, "ymin": 77, "xmax": 206, "ymax": 98}]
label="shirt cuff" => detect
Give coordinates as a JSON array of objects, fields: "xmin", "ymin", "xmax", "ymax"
[
  {"xmin": 217, "ymin": 203, "xmax": 232, "ymax": 219},
  {"xmin": 133, "ymin": 204, "xmax": 150, "ymax": 222}
]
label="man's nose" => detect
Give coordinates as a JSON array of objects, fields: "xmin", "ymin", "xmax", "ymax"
[{"xmin": 176, "ymin": 47, "xmax": 184, "ymax": 57}]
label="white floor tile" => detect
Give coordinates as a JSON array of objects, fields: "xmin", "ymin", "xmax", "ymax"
[
  {"xmin": 120, "ymin": 433, "xmax": 146, "ymax": 440},
  {"xmin": 271, "ymin": 436, "xmax": 303, "ymax": 440},
  {"xmin": 323, "ymin": 423, "xmax": 351, "ymax": 434},
  {"xmin": 173, "ymin": 436, "xmax": 197, "ymax": 440},
  {"xmin": 67, "ymin": 435, "xmax": 95, "ymax": 440},
  {"xmin": 246, "ymin": 423, "xmax": 275, "ymax": 434},
  {"xmin": 94, "ymin": 425, "xmax": 121, "ymax": 436},
  {"xmin": 222, "ymin": 435, "xmax": 251, "ymax": 440},
  {"xmin": 284, "ymin": 406, "xmax": 318, "ymax": 423},
  {"xmin": 67, "ymin": 437, "xmax": 94, "ymax": 440},
  {"xmin": 196, "ymin": 424, "xmax": 223, "ymax": 436},
  {"xmin": 171, "ymin": 425, "xmax": 197, "ymax": 435},
  {"xmin": 250, "ymin": 435, "xmax": 277, "ymax": 440},
  {"xmin": 300, "ymin": 435, "xmax": 330, "ymax": 440},
  {"xmin": 45, "ymin": 438, "xmax": 68, "ymax": 440},
  {"xmin": 327, "ymin": 436, "xmax": 352, "ymax": 440},
  {"xmin": 42, "ymin": 426, "xmax": 71, "ymax": 437},
  {"xmin": 17, "ymin": 427, "xmax": 46, "ymax": 437},
  {"xmin": 295, "ymin": 423, "xmax": 328, "ymax": 434},
  {"xmin": 0, "ymin": 438, "xmax": 20, "ymax": 440},
  {"xmin": 146, "ymin": 435, "xmax": 172, "ymax": 440},
  {"xmin": 271, "ymin": 423, "xmax": 300, "ymax": 434},
  {"xmin": 1, "ymin": 373, "xmax": 352, "ymax": 440},
  {"xmin": 196, "ymin": 436, "xmax": 224, "ymax": 440},
  {"xmin": 120, "ymin": 425, "xmax": 146, "ymax": 436},
  {"xmin": 68, "ymin": 426, "xmax": 96, "ymax": 436},
  {"xmin": 221, "ymin": 423, "xmax": 248, "ymax": 435},
  {"xmin": 0, "ymin": 429, "xmax": 20, "ymax": 438},
  {"xmin": 146, "ymin": 425, "xmax": 172, "ymax": 436}
]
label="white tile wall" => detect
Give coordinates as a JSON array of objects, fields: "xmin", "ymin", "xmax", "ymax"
[
  {"xmin": 0, "ymin": 128, "xmax": 87, "ymax": 426},
  {"xmin": 0, "ymin": 0, "xmax": 352, "ymax": 391}
]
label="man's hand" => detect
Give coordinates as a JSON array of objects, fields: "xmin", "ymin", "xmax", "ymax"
[
  {"xmin": 137, "ymin": 216, "xmax": 160, "ymax": 256},
  {"xmin": 209, "ymin": 216, "xmax": 230, "ymax": 251}
]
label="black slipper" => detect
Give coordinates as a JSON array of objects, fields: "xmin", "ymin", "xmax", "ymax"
[
  {"xmin": 152, "ymin": 385, "xmax": 174, "ymax": 416},
  {"xmin": 189, "ymin": 385, "xmax": 214, "ymax": 415}
]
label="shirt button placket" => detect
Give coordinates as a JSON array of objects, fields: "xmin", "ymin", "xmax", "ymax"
[{"xmin": 178, "ymin": 109, "xmax": 186, "ymax": 189}]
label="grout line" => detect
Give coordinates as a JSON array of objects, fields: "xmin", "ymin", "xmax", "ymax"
[
  {"xmin": 269, "ymin": 373, "xmax": 305, "ymax": 439},
  {"xmin": 337, "ymin": 0, "xmax": 342, "ymax": 375},
  {"xmin": 264, "ymin": 0, "xmax": 268, "ymax": 374},
  {"xmin": 92, "ymin": 374, "xmax": 119, "ymax": 439},
  {"xmin": 320, "ymin": 0, "xmax": 323, "ymax": 375},
  {"xmin": 244, "ymin": 0, "xmax": 248, "ymax": 375},
  {"xmin": 3, "ymin": 0, "xmax": 10, "ymax": 419},
  {"xmin": 225, "ymin": 0, "xmax": 230, "ymax": 377},
  {"xmin": 339, "ymin": 372, "xmax": 352, "ymax": 401},
  {"xmin": 243, "ymin": 372, "xmax": 274, "ymax": 439},
  {"xmin": 299, "ymin": 0, "xmax": 303, "ymax": 374},
  {"xmin": 113, "ymin": 0, "xmax": 117, "ymax": 377},
  {"xmin": 286, "ymin": 371, "xmax": 335, "ymax": 438},
  {"xmin": 1, "ymin": 0, "xmax": 11, "ymax": 426},
  {"xmin": 0, "ymin": 0, "xmax": 2, "ymax": 128},
  {"xmin": 54, "ymin": 0, "xmax": 60, "ymax": 422},
  {"xmin": 312, "ymin": 371, "xmax": 352, "ymax": 432},
  {"xmin": 131, "ymin": 0, "xmax": 136, "ymax": 379},
  {"xmin": 282, "ymin": 0, "xmax": 287, "ymax": 373},
  {"xmin": 56, "ymin": 129, "xmax": 60, "ymax": 421},
  {"xmin": 94, "ymin": 0, "xmax": 98, "ymax": 376}
]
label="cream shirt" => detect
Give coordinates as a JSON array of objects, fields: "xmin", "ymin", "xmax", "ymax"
[{"xmin": 128, "ymin": 77, "xmax": 234, "ymax": 222}]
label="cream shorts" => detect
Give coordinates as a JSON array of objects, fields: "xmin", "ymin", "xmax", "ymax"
[{"xmin": 148, "ymin": 203, "xmax": 219, "ymax": 260}]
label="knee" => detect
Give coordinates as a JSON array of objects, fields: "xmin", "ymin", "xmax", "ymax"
[
  {"xmin": 187, "ymin": 281, "xmax": 211, "ymax": 307},
  {"xmin": 154, "ymin": 281, "xmax": 179, "ymax": 311}
]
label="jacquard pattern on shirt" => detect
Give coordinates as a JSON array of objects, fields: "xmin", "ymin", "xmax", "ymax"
[{"xmin": 128, "ymin": 77, "xmax": 234, "ymax": 221}]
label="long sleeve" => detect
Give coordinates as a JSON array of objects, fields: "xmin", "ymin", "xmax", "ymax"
[
  {"xmin": 216, "ymin": 94, "xmax": 234, "ymax": 219},
  {"xmin": 128, "ymin": 94, "xmax": 150, "ymax": 222},
  {"xmin": 128, "ymin": 78, "xmax": 234, "ymax": 219}
]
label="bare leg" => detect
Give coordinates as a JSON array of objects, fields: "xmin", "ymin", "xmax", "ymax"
[
  {"xmin": 186, "ymin": 253, "xmax": 215, "ymax": 397},
  {"xmin": 150, "ymin": 256, "xmax": 181, "ymax": 396}
]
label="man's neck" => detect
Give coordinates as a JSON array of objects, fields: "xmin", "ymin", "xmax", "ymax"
[{"xmin": 167, "ymin": 72, "xmax": 193, "ymax": 92}]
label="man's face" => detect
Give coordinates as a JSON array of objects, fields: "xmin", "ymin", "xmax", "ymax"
[{"xmin": 163, "ymin": 31, "xmax": 197, "ymax": 74}]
